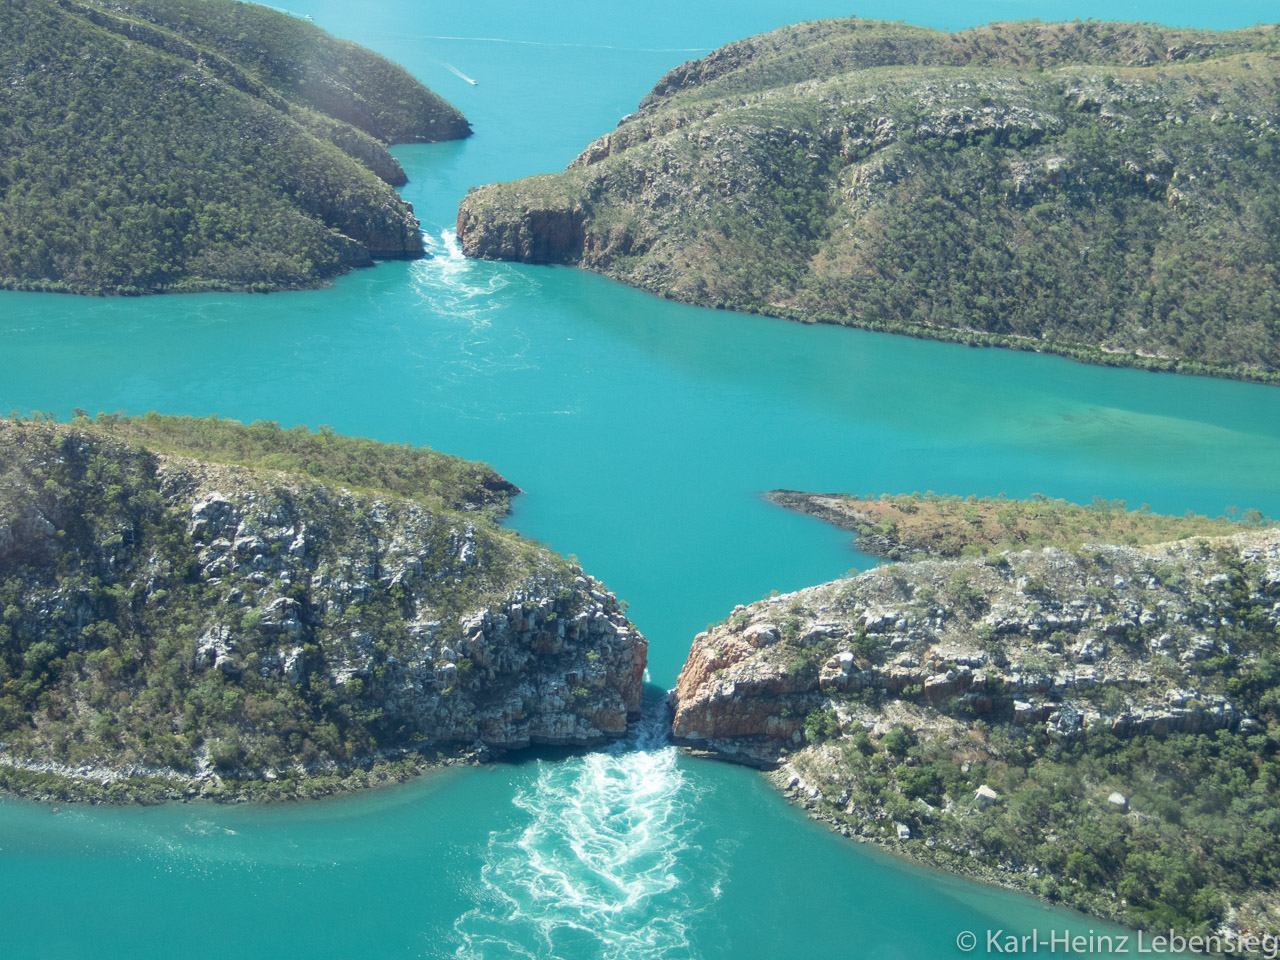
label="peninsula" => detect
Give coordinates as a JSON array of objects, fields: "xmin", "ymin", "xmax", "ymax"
[
  {"xmin": 458, "ymin": 18, "xmax": 1280, "ymax": 382},
  {"xmin": 671, "ymin": 496, "xmax": 1280, "ymax": 934},
  {"xmin": 765, "ymin": 489, "xmax": 1266, "ymax": 560},
  {"xmin": 0, "ymin": 414, "xmax": 646, "ymax": 802},
  {"xmin": 0, "ymin": 0, "xmax": 470, "ymax": 294}
]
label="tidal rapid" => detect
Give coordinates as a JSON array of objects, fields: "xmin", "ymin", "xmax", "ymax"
[{"xmin": 1, "ymin": 0, "xmax": 1278, "ymax": 956}]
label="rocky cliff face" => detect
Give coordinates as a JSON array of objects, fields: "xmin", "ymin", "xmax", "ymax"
[
  {"xmin": 457, "ymin": 18, "xmax": 1280, "ymax": 382},
  {"xmin": 171, "ymin": 462, "xmax": 646, "ymax": 749},
  {"xmin": 671, "ymin": 530, "xmax": 1280, "ymax": 932},
  {"xmin": 456, "ymin": 194, "xmax": 587, "ymax": 265},
  {"xmin": 0, "ymin": 421, "xmax": 645, "ymax": 800},
  {"xmin": 330, "ymin": 196, "xmax": 425, "ymax": 260},
  {"xmin": 673, "ymin": 531, "xmax": 1279, "ymax": 764}
]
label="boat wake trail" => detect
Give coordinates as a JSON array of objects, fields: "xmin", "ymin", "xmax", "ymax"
[
  {"xmin": 436, "ymin": 60, "xmax": 478, "ymax": 85},
  {"xmin": 452, "ymin": 699, "xmax": 720, "ymax": 959}
]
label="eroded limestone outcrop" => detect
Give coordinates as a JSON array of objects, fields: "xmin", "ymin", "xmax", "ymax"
[
  {"xmin": 0, "ymin": 419, "xmax": 646, "ymax": 801},
  {"xmin": 672, "ymin": 531, "xmax": 1279, "ymax": 763},
  {"xmin": 671, "ymin": 529, "xmax": 1280, "ymax": 933}
]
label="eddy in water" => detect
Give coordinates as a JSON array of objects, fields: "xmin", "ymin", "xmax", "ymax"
[{"xmin": 452, "ymin": 694, "xmax": 724, "ymax": 959}]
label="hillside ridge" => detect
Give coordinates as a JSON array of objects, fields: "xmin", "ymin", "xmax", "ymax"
[
  {"xmin": 458, "ymin": 17, "xmax": 1280, "ymax": 382},
  {"xmin": 0, "ymin": 0, "xmax": 470, "ymax": 294},
  {"xmin": 671, "ymin": 527, "xmax": 1280, "ymax": 933}
]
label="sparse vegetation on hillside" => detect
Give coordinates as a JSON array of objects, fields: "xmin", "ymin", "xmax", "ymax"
[
  {"xmin": 0, "ymin": 415, "xmax": 623, "ymax": 803},
  {"xmin": 79, "ymin": 410, "xmax": 518, "ymax": 519},
  {"xmin": 767, "ymin": 489, "xmax": 1274, "ymax": 559},
  {"xmin": 0, "ymin": 0, "xmax": 469, "ymax": 295},
  {"xmin": 103, "ymin": 0, "xmax": 470, "ymax": 145},
  {"xmin": 459, "ymin": 18, "xmax": 1280, "ymax": 382},
  {"xmin": 679, "ymin": 531, "xmax": 1280, "ymax": 935},
  {"xmin": 793, "ymin": 716, "xmax": 1280, "ymax": 935}
]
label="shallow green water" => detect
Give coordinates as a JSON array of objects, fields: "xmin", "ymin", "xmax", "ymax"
[{"xmin": 2, "ymin": 0, "xmax": 1279, "ymax": 956}]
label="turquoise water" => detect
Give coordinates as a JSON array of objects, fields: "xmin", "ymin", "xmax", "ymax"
[{"xmin": 3, "ymin": 0, "xmax": 1280, "ymax": 956}]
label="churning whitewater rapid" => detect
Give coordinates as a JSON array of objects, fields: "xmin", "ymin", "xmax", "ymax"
[
  {"xmin": 3, "ymin": 0, "xmax": 1280, "ymax": 957},
  {"xmin": 452, "ymin": 696, "xmax": 725, "ymax": 959},
  {"xmin": 414, "ymin": 229, "xmax": 530, "ymax": 324}
]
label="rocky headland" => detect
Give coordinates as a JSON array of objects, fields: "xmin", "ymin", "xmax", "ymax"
[
  {"xmin": 671, "ymin": 528, "xmax": 1280, "ymax": 933},
  {"xmin": 0, "ymin": 0, "xmax": 471, "ymax": 294},
  {"xmin": 458, "ymin": 18, "xmax": 1280, "ymax": 382},
  {"xmin": 0, "ymin": 416, "xmax": 646, "ymax": 802}
]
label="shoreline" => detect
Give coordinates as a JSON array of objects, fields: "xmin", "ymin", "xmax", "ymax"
[
  {"xmin": 520, "ymin": 260, "xmax": 1280, "ymax": 389},
  {"xmin": 0, "ymin": 724, "xmax": 641, "ymax": 806},
  {"xmin": 669, "ymin": 741, "xmax": 1129, "ymax": 926},
  {"xmin": 666, "ymin": 528, "xmax": 1280, "ymax": 937},
  {"xmin": 0, "ymin": 747, "xmax": 485, "ymax": 806},
  {"xmin": 764, "ymin": 759, "xmax": 1131, "ymax": 928}
]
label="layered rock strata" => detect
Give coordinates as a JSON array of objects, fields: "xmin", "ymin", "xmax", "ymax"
[
  {"xmin": 673, "ymin": 531, "xmax": 1279, "ymax": 764},
  {"xmin": 0, "ymin": 421, "xmax": 645, "ymax": 800}
]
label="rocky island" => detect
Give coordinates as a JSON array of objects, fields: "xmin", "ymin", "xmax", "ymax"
[
  {"xmin": 0, "ymin": 415, "xmax": 646, "ymax": 802},
  {"xmin": 458, "ymin": 18, "xmax": 1280, "ymax": 382},
  {"xmin": 0, "ymin": 0, "xmax": 470, "ymax": 294},
  {"xmin": 672, "ymin": 496, "xmax": 1280, "ymax": 934}
]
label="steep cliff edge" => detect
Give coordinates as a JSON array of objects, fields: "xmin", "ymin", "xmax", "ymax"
[
  {"xmin": 458, "ymin": 18, "xmax": 1280, "ymax": 382},
  {"xmin": 0, "ymin": 0, "xmax": 471, "ymax": 294},
  {"xmin": 0, "ymin": 417, "xmax": 645, "ymax": 802},
  {"xmin": 671, "ymin": 531, "xmax": 1280, "ymax": 933}
]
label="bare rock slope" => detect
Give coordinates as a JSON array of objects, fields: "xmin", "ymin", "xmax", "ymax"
[{"xmin": 674, "ymin": 531, "xmax": 1277, "ymax": 759}]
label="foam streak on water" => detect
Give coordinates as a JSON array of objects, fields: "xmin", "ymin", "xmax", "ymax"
[{"xmin": 452, "ymin": 702, "xmax": 716, "ymax": 959}]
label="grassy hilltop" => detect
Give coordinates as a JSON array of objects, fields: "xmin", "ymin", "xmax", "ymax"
[
  {"xmin": 458, "ymin": 18, "xmax": 1280, "ymax": 382},
  {"xmin": 767, "ymin": 489, "xmax": 1273, "ymax": 559},
  {"xmin": 0, "ymin": 0, "xmax": 469, "ymax": 295}
]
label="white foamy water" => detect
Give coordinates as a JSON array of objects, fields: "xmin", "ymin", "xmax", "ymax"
[
  {"xmin": 410, "ymin": 229, "xmax": 530, "ymax": 326},
  {"xmin": 395, "ymin": 228, "xmax": 548, "ymax": 410},
  {"xmin": 452, "ymin": 701, "xmax": 720, "ymax": 959},
  {"xmin": 439, "ymin": 60, "xmax": 479, "ymax": 85}
]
